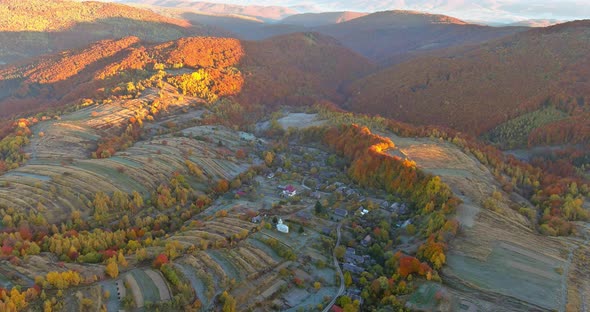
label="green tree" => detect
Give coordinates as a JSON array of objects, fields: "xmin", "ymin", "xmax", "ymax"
[
  {"xmin": 335, "ymin": 246, "xmax": 346, "ymax": 261},
  {"xmin": 314, "ymin": 201, "xmax": 324, "ymax": 214}
]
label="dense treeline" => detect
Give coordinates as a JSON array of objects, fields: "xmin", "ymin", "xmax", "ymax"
[
  {"xmin": 318, "ymin": 108, "xmax": 589, "ymax": 235},
  {"xmin": 297, "ymin": 124, "xmax": 459, "ymax": 308}
]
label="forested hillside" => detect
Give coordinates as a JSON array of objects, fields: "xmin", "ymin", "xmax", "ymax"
[
  {"xmin": 346, "ymin": 21, "xmax": 590, "ymax": 143},
  {"xmin": 315, "ymin": 10, "xmax": 526, "ymax": 63}
]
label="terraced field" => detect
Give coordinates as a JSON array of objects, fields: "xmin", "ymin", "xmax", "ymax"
[{"xmin": 0, "ymin": 91, "xmax": 258, "ymax": 223}]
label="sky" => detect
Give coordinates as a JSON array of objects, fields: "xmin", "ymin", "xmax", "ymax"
[{"xmin": 202, "ymin": 0, "xmax": 590, "ymax": 23}]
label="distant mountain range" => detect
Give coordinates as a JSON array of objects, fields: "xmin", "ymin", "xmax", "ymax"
[
  {"xmin": 114, "ymin": 0, "xmax": 297, "ymax": 21},
  {"xmin": 105, "ymin": 0, "xmax": 586, "ymax": 24},
  {"xmin": 146, "ymin": 8, "xmax": 528, "ymax": 63}
]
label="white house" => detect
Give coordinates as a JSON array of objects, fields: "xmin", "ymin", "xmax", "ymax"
[{"xmin": 277, "ymin": 218, "xmax": 289, "ymax": 233}]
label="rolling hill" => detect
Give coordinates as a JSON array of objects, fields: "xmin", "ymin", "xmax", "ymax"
[
  {"xmin": 0, "ymin": 0, "xmax": 207, "ymax": 63},
  {"xmin": 345, "ymin": 20, "xmax": 590, "ymax": 144},
  {"xmin": 315, "ymin": 10, "xmax": 527, "ymax": 63}
]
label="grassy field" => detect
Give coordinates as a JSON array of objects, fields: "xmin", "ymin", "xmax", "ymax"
[{"xmin": 381, "ymin": 129, "xmax": 576, "ymax": 311}]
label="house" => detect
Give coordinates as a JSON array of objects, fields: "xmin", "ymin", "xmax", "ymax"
[
  {"xmin": 251, "ymin": 215, "xmax": 262, "ymax": 223},
  {"xmin": 345, "ymin": 189, "xmax": 358, "ymax": 197},
  {"xmin": 346, "ymin": 247, "xmax": 356, "ymax": 256},
  {"xmin": 357, "ymin": 206, "xmax": 369, "ymax": 216},
  {"xmin": 345, "ymin": 254, "xmax": 365, "ymax": 265},
  {"xmin": 361, "ymin": 234, "xmax": 372, "ymax": 246},
  {"xmin": 346, "ymin": 288, "xmax": 363, "ymax": 305},
  {"xmin": 389, "ymin": 202, "xmax": 409, "ymax": 215},
  {"xmin": 277, "ymin": 218, "xmax": 289, "ymax": 233},
  {"xmin": 282, "ymin": 185, "xmax": 297, "ymax": 197},
  {"xmin": 343, "ymin": 263, "xmax": 364, "ymax": 274},
  {"xmin": 332, "ymin": 306, "xmax": 343, "ymax": 312},
  {"xmin": 334, "ymin": 208, "xmax": 348, "ymax": 218}
]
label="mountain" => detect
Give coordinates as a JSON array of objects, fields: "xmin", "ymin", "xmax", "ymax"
[
  {"xmin": 0, "ymin": 0, "xmax": 208, "ymax": 63},
  {"xmin": 315, "ymin": 10, "xmax": 527, "ymax": 63},
  {"xmin": 345, "ymin": 20, "xmax": 590, "ymax": 143},
  {"xmin": 114, "ymin": 0, "xmax": 297, "ymax": 21},
  {"xmin": 280, "ymin": 11, "xmax": 368, "ymax": 27}
]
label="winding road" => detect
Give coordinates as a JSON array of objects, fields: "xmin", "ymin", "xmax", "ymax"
[{"xmin": 323, "ymin": 222, "xmax": 345, "ymax": 312}]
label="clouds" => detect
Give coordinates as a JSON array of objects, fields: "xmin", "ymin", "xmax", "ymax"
[{"xmin": 210, "ymin": 0, "xmax": 590, "ymax": 23}]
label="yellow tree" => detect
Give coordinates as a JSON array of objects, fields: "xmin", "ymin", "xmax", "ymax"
[
  {"xmin": 105, "ymin": 258, "xmax": 119, "ymax": 278},
  {"xmin": 117, "ymin": 251, "xmax": 128, "ymax": 267}
]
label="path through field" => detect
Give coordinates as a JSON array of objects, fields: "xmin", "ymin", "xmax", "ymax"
[{"xmin": 322, "ymin": 222, "xmax": 344, "ymax": 312}]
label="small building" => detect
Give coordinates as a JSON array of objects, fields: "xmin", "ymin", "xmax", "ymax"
[
  {"xmin": 267, "ymin": 172, "xmax": 275, "ymax": 179},
  {"xmin": 334, "ymin": 208, "xmax": 348, "ymax": 218},
  {"xmin": 361, "ymin": 234, "xmax": 372, "ymax": 246},
  {"xmin": 345, "ymin": 254, "xmax": 365, "ymax": 265},
  {"xmin": 357, "ymin": 206, "xmax": 369, "ymax": 216},
  {"xmin": 345, "ymin": 189, "xmax": 358, "ymax": 197},
  {"xmin": 251, "ymin": 215, "xmax": 262, "ymax": 223},
  {"xmin": 282, "ymin": 185, "xmax": 297, "ymax": 197},
  {"xmin": 277, "ymin": 218, "xmax": 289, "ymax": 233},
  {"xmin": 332, "ymin": 306, "xmax": 344, "ymax": 312},
  {"xmin": 343, "ymin": 263, "xmax": 364, "ymax": 274}
]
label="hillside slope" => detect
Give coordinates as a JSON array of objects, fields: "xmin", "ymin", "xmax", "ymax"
[
  {"xmin": 239, "ymin": 32, "xmax": 375, "ymax": 109},
  {"xmin": 315, "ymin": 10, "xmax": 527, "ymax": 63},
  {"xmin": 346, "ymin": 20, "xmax": 590, "ymax": 139},
  {"xmin": 0, "ymin": 36, "xmax": 245, "ymax": 117},
  {"xmin": 0, "ymin": 0, "xmax": 204, "ymax": 63},
  {"xmin": 0, "ymin": 33, "xmax": 373, "ymax": 120}
]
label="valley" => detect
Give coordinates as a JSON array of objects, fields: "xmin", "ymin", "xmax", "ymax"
[{"xmin": 0, "ymin": 1, "xmax": 589, "ymax": 311}]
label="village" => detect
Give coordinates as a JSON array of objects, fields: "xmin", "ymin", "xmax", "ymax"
[{"xmin": 204, "ymin": 133, "xmax": 418, "ymax": 311}]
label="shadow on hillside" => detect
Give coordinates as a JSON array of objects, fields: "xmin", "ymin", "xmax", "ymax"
[{"xmin": 0, "ymin": 17, "xmax": 222, "ymax": 64}]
